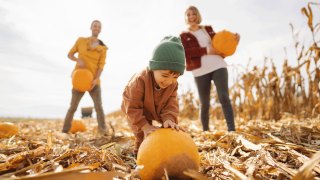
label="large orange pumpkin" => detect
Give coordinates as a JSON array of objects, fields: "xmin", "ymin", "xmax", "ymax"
[
  {"xmin": 69, "ymin": 120, "xmax": 87, "ymax": 133},
  {"xmin": 137, "ymin": 128, "xmax": 200, "ymax": 180},
  {"xmin": 0, "ymin": 122, "xmax": 19, "ymax": 138},
  {"xmin": 72, "ymin": 69, "xmax": 93, "ymax": 92},
  {"xmin": 212, "ymin": 30, "xmax": 238, "ymax": 57}
]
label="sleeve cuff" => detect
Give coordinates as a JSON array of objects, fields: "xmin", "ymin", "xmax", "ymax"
[{"xmin": 161, "ymin": 115, "xmax": 177, "ymax": 124}]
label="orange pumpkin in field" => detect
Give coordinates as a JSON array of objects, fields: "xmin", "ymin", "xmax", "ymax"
[
  {"xmin": 69, "ymin": 120, "xmax": 87, "ymax": 133},
  {"xmin": 212, "ymin": 30, "xmax": 239, "ymax": 57},
  {"xmin": 137, "ymin": 128, "xmax": 200, "ymax": 180},
  {"xmin": 0, "ymin": 122, "xmax": 19, "ymax": 138},
  {"xmin": 72, "ymin": 69, "xmax": 93, "ymax": 92}
]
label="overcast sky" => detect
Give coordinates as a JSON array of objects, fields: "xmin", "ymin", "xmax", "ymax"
[{"xmin": 0, "ymin": 0, "xmax": 318, "ymax": 118}]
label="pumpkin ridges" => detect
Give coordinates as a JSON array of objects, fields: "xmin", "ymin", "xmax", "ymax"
[
  {"xmin": 154, "ymin": 154, "xmax": 197, "ymax": 180},
  {"xmin": 212, "ymin": 30, "xmax": 238, "ymax": 57},
  {"xmin": 72, "ymin": 69, "xmax": 93, "ymax": 92}
]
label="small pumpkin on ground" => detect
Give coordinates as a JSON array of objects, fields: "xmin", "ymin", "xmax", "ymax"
[
  {"xmin": 70, "ymin": 119, "xmax": 87, "ymax": 133},
  {"xmin": 0, "ymin": 122, "xmax": 19, "ymax": 138}
]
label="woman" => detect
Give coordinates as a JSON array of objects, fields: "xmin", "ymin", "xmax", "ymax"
[{"xmin": 180, "ymin": 6, "xmax": 239, "ymax": 131}]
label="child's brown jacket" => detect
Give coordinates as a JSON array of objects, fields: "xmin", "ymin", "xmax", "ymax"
[{"xmin": 121, "ymin": 68, "xmax": 179, "ymax": 133}]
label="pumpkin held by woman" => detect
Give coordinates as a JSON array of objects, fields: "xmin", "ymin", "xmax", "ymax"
[{"xmin": 212, "ymin": 30, "xmax": 239, "ymax": 57}]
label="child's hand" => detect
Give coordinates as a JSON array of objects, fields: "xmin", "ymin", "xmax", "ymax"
[
  {"xmin": 142, "ymin": 123, "xmax": 157, "ymax": 137},
  {"xmin": 163, "ymin": 120, "xmax": 184, "ymax": 131}
]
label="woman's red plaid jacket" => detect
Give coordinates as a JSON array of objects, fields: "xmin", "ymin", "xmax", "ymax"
[{"xmin": 180, "ymin": 26, "xmax": 215, "ymax": 71}]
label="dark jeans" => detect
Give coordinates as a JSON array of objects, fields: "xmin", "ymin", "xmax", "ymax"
[
  {"xmin": 194, "ymin": 68, "xmax": 235, "ymax": 131},
  {"xmin": 62, "ymin": 85, "xmax": 107, "ymax": 133}
]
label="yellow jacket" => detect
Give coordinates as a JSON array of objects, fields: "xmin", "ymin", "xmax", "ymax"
[{"xmin": 69, "ymin": 37, "xmax": 107, "ymax": 84}]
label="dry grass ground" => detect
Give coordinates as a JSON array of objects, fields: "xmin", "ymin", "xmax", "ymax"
[{"xmin": 0, "ymin": 115, "xmax": 319, "ymax": 179}]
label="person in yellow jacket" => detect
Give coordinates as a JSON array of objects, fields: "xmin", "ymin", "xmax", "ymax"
[{"xmin": 62, "ymin": 20, "xmax": 108, "ymax": 135}]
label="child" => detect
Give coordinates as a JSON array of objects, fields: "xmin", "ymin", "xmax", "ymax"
[{"xmin": 121, "ymin": 36, "xmax": 186, "ymax": 153}]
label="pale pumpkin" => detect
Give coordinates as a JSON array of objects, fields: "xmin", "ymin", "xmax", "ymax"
[
  {"xmin": 0, "ymin": 122, "xmax": 19, "ymax": 138},
  {"xmin": 212, "ymin": 30, "xmax": 238, "ymax": 57},
  {"xmin": 137, "ymin": 128, "xmax": 200, "ymax": 180},
  {"xmin": 72, "ymin": 69, "xmax": 94, "ymax": 92},
  {"xmin": 69, "ymin": 120, "xmax": 87, "ymax": 133}
]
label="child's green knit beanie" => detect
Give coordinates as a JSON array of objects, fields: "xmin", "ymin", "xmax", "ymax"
[{"xmin": 149, "ymin": 36, "xmax": 186, "ymax": 75}]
